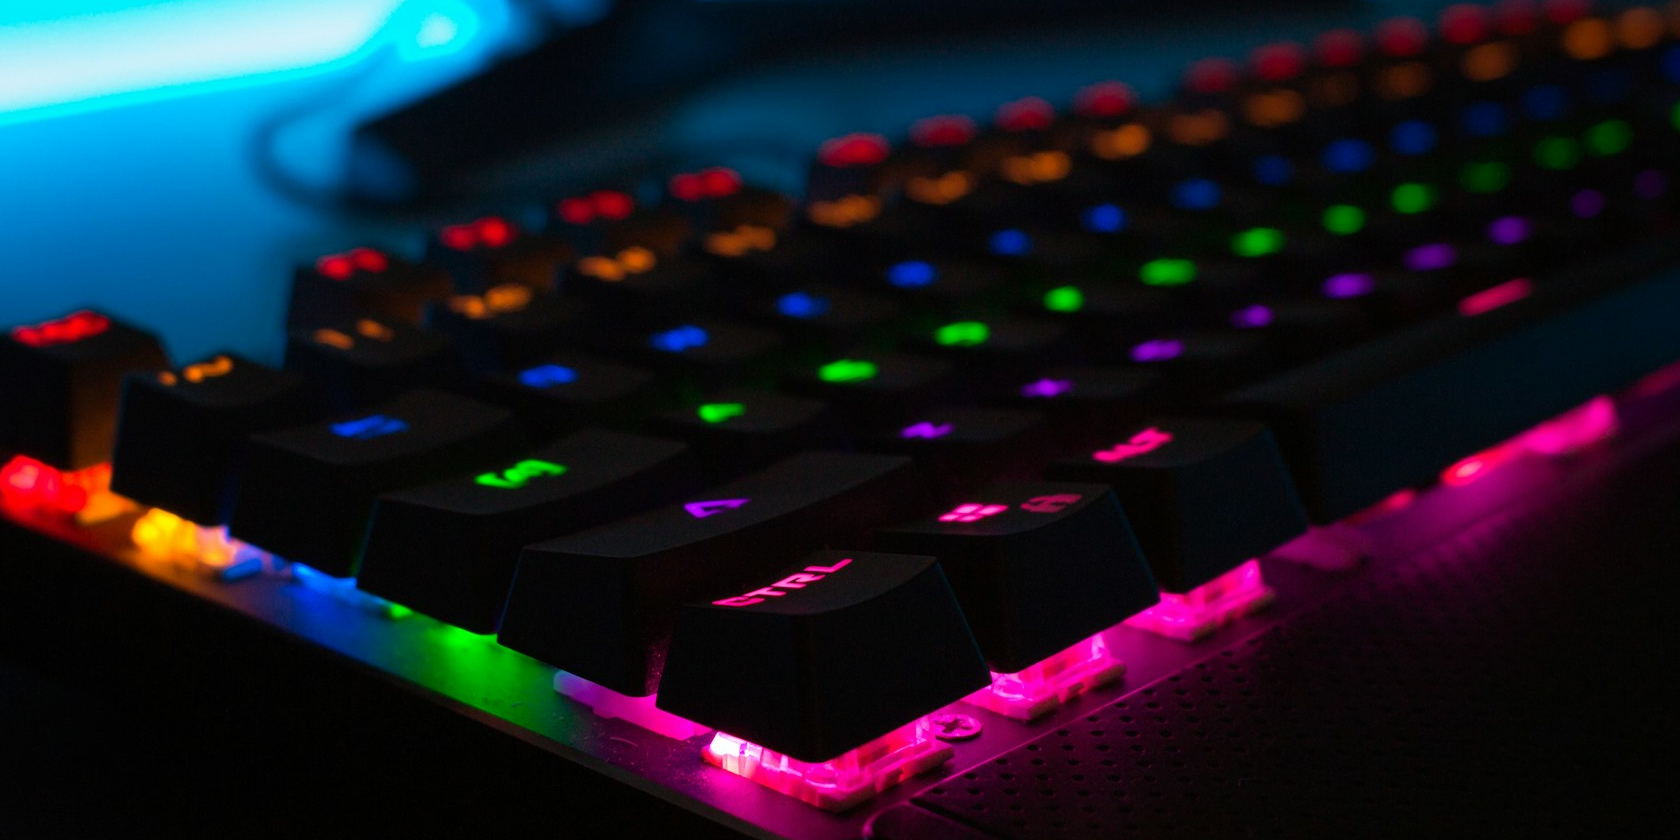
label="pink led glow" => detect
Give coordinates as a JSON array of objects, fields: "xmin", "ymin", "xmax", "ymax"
[
  {"xmin": 962, "ymin": 632, "xmax": 1125, "ymax": 721},
  {"xmin": 900, "ymin": 421, "xmax": 954, "ymax": 439},
  {"xmin": 712, "ymin": 558, "xmax": 854, "ymax": 607},
  {"xmin": 1020, "ymin": 378, "xmax": 1074, "ymax": 398},
  {"xmin": 1131, "ymin": 339, "xmax": 1183, "ymax": 362},
  {"xmin": 1019, "ymin": 493, "xmax": 1083, "ymax": 514},
  {"xmin": 1124, "ymin": 559, "xmax": 1273, "ymax": 642},
  {"xmin": 703, "ymin": 718, "xmax": 952, "ymax": 811},
  {"xmin": 1458, "ymin": 278, "xmax": 1533, "ymax": 316},
  {"xmin": 684, "ymin": 498, "xmax": 749, "ymax": 518},
  {"xmin": 1440, "ymin": 444, "xmax": 1519, "ymax": 486},
  {"xmin": 1404, "ymin": 243, "xmax": 1457, "ymax": 271},
  {"xmin": 553, "ymin": 672, "xmax": 709, "ymax": 741},
  {"xmin": 1322, "ymin": 272, "xmax": 1375, "ymax": 299},
  {"xmin": 1516, "ymin": 395, "xmax": 1618, "ymax": 455},
  {"xmin": 1092, "ymin": 427, "xmax": 1173, "ymax": 463},
  {"xmin": 939, "ymin": 503, "xmax": 1007, "ymax": 523},
  {"xmin": 1634, "ymin": 359, "xmax": 1680, "ymax": 397}
]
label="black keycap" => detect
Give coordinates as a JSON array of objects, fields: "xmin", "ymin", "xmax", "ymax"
[
  {"xmin": 905, "ymin": 316, "xmax": 1071, "ymax": 386},
  {"xmin": 110, "ymin": 355, "xmax": 320, "ymax": 525},
  {"xmin": 562, "ymin": 250, "xmax": 713, "ymax": 324},
  {"xmin": 287, "ymin": 247, "xmax": 453, "ymax": 328},
  {"xmin": 862, "ymin": 408, "xmax": 1053, "ymax": 502},
  {"xmin": 633, "ymin": 319, "xmax": 787, "ymax": 395},
  {"xmin": 426, "ymin": 285, "xmax": 594, "ymax": 372},
  {"xmin": 472, "ymin": 353, "xmax": 661, "ymax": 436},
  {"xmin": 783, "ymin": 353, "xmax": 963, "ymax": 429},
  {"xmin": 356, "ymin": 430, "xmax": 705, "ymax": 633},
  {"xmin": 1126, "ymin": 330, "xmax": 1279, "ymax": 397},
  {"xmin": 656, "ymin": 550, "xmax": 989, "ymax": 763},
  {"xmin": 1227, "ymin": 244, "xmax": 1680, "ymax": 521},
  {"xmin": 647, "ymin": 391, "xmax": 848, "ymax": 479},
  {"xmin": 805, "ymin": 132, "xmax": 893, "ymax": 202},
  {"xmin": 870, "ymin": 257, "xmax": 1008, "ymax": 315},
  {"xmin": 1220, "ymin": 299, "xmax": 1372, "ymax": 363},
  {"xmin": 748, "ymin": 287, "xmax": 904, "ymax": 354},
  {"xmin": 1049, "ymin": 418, "xmax": 1308, "ymax": 592},
  {"xmin": 549, "ymin": 189, "xmax": 690, "ymax": 257},
  {"xmin": 228, "ymin": 390, "xmax": 527, "ymax": 577},
  {"xmin": 997, "ymin": 367, "xmax": 1163, "ymax": 444},
  {"xmin": 876, "ymin": 482, "xmax": 1157, "ymax": 672},
  {"xmin": 497, "ymin": 451, "xmax": 933, "ymax": 695},
  {"xmin": 282, "ymin": 317, "xmax": 459, "ymax": 411},
  {"xmin": 0, "ymin": 309, "xmax": 170, "ymax": 469},
  {"xmin": 424, "ymin": 216, "xmax": 569, "ymax": 292}
]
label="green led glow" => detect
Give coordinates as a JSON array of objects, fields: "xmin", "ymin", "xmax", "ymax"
[
  {"xmin": 1044, "ymin": 285, "xmax": 1085, "ymax": 312},
  {"xmin": 1534, "ymin": 136, "xmax": 1582, "ymax": 170},
  {"xmin": 1140, "ymin": 258, "xmax": 1196, "ymax": 286},
  {"xmin": 1231, "ymin": 227, "xmax": 1285, "ymax": 258},
  {"xmin": 819, "ymin": 359, "xmax": 878, "ymax": 383},
  {"xmin": 1584, "ymin": 119, "xmax": 1633, "ymax": 156},
  {"xmin": 1671, "ymin": 102, "xmax": 1680, "ymax": 132},
  {"xmin": 1391, "ymin": 183, "xmax": 1437, "ymax": 214},
  {"xmin": 697, "ymin": 402, "xmax": 745, "ymax": 423},
  {"xmin": 1460, "ymin": 161, "xmax": 1510, "ymax": 193},
  {"xmin": 476, "ymin": 459, "xmax": 567, "ymax": 490},
  {"xmin": 935, "ymin": 321, "xmax": 990, "ymax": 346},
  {"xmin": 387, "ymin": 604, "xmax": 415, "ymax": 619},
  {"xmin": 1322, "ymin": 205, "xmax": 1365, "ymax": 235}
]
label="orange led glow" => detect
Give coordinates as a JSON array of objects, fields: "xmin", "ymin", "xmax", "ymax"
[
  {"xmin": 577, "ymin": 256, "xmax": 625, "ymax": 281},
  {"xmin": 617, "ymin": 246, "xmax": 656, "ymax": 273},
  {"xmin": 356, "ymin": 319, "xmax": 394, "ymax": 341},
  {"xmin": 449, "ymin": 284, "xmax": 533, "ymax": 319},
  {"xmin": 904, "ymin": 171, "xmax": 973, "ymax": 205},
  {"xmin": 705, "ymin": 224, "xmax": 777, "ymax": 257},
  {"xmin": 159, "ymin": 355, "xmax": 234, "ymax": 386},
  {"xmin": 1561, "ymin": 18, "xmax": 1615, "ymax": 60},
  {"xmin": 806, "ymin": 194, "xmax": 881, "ymax": 228},
  {"xmin": 1461, "ymin": 41, "xmax": 1519, "ymax": 81},
  {"xmin": 1000, "ymin": 151, "xmax": 1071, "ymax": 185},
  {"xmin": 1167, "ymin": 109, "xmax": 1230, "ymax": 145},
  {"xmin": 1376, "ymin": 62, "xmax": 1433, "ymax": 100},
  {"xmin": 1243, "ymin": 90, "xmax": 1307, "ymax": 127},
  {"xmin": 312, "ymin": 329, "xmax": 354, "ymax": 350},
  {"xmin": 1090, "ymin": 123, "xmax": 1151, "ymax": 160},
  {"xmin": 1308, "ymin": 71, "xmax": 1361, "ymax": 107},
  {"xmin": 1615, "ymin": 6, "xmax": 1666, "ymax": 48},
  {"xmin": 130, "ymin": 508, "xmax": 269, "ymax": 576}
]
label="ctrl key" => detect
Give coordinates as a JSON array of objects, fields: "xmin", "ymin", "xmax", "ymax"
[{"xmin": 657, "ymin": 551, "xmax": 989, "ymax": 810}]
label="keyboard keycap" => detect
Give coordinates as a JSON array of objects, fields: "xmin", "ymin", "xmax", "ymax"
[
  {"xmin": 783, "ymin": 353, "xmax": 962, "ymax": 429},
  {"xmin": 427, "ymin": 285, "xmax": 594, "ymax": 372},
  {"xmin": 472, "ymin": 354, "xmax": 660, "ymax": 436},
  {"xmin": 497, "ymin": 451, "xmax": 932, "ymax": 695},
  {"xmin": 656, "ymin": 550, "xmax": 989, "ymax": 762},
  {"xmin": 0, "ymin": 310, "xmax": 170, "ymax": 469},
  {"xmin": 648, "ymin": 391, "xmax": 849, "ymax": 479},
  {"xmin": 356, "ymin": 430, "xmax": 705, "ymax": 632},
  {"xmin": 425, "ymin": 216, "xmax": 569, "ymax": 292},
  {"xmin": 287, "ymin": 247, "xmax": 453, "ymax": 328},
  {"xmin": 110, "ymin": 355, "xmax": 321, "ymax": 525},
  {"xmin": 283, "ymin": 318, "xmax": 459, "ymax": 411},
  {"xmin": 862, "ymin": 408, "xmax": 1053, "ymax": 502},
  {"xmin": 634, "ymin": 319, "xmax": 787, "ymax": 395},
  {"xmin": 876, "ymin": 482, "xmax": 1157, "ymax": 672},
  {"xmin": 228, "ymin": 390, "xmax": 527, "ymax": 576},
  {"xmin": 1049, "ymin": 419, "xmax": 1308, "ymax": 591}
]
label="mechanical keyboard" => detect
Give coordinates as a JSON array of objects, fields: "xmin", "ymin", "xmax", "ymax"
[{"xmin": 5, "ymin": 2, "xmax": 1680, "ymax": 836}]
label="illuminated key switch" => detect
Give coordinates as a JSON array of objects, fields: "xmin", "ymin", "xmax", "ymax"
[
  {"xmin": 998, "ymin": 366, "xmax": 1162, "ymax": 445},
  {"xmin": 562, "ymin": 249, "xmax": 715, "ymax": 324},
  {"xmin": 497, "ymin": 452, "xmax": 932, "ymax": 695},
  {"xmin": 906, "ymin": 316, "xmax": 1071, "ymax": 386},
  {"xmin": 876, "ymin": 483, "xmax": 1157, "ymax": 682},
  {"xmin": 424, "ymin": 216, "xmax": 571, "ymax": 293},
  {"xmin": 283, "ymin": 318, "xmax": 459, "ymax": 411},
  {"xmin": 749, "ymin": 286, "xmax": 904, "ymax": 355},
  {"xmin": 472, "ymin": 354, "xmax": 659, "ymax": 437},
  {"xmin": 286, "ymin": 247, "xmax": 452, "ymax": 329},
  {"xmin": 1050, "ymin": 419, "xmax": 1308, "ymax": 592},
  {"xmin": 356, "ymin": 431, "xmax": 705, "ymax": 633},
  {"xmin": 228, "ymin": 390, "xmax": 527, "ymax": 577},
  {"xmin": 863, "ymin": 408, "xmax": 1054, "ymax": 502},
  {"xmin": 0, "ymin": 310, "xmax": 169, "ymax": 469},
  {"xmin": 656, "ymin": 552, "xmax": 988, "ymax": 790},
  {"xmin": 783, "ymin": 353, "xmax": 963, "ymax": 429},
  {"xmin": 548, "ymin": 189, "xmax": 690, "ymax": 258},
  {"xmin": 648, "ymin": 391, "xmax": 849, "ymax": 479},
  {"xmin": 110, "ymin": 355, "xmax": 321, "ymax": 525},
  {"xmin": 632, "ymin": 319, "xmax": 787, "ymax": 394},
  {"xmin": 426, "ymin": 285, "xmax": 594, "ymax": 372}
]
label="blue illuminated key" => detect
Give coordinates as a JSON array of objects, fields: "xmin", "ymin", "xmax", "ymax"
[{"xmin": 473, "ymin": 353, "xmax": 659, "ymax": 436}]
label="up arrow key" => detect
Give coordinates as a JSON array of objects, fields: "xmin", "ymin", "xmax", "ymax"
[{"xmin": 684, "ymin": 498, "xmax": 750, "ymax": 518}]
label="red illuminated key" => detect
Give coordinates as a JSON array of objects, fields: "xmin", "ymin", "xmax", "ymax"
[
  {"xmin": 876, "ymin": 482, "xmax": 1157, "ymax": 672},
  {"xmin": 656, "ymin": 551, "xmax": 988, "ymax": 763},
  {"xmin": 425, "ymin": 216, "xmax": 571, "ymax": 293},
  {"xmin": 497, "ymin": 452, "xmax": 932, "ymax": 695},
  {"xmin": 288, "ymin": 248, "xmax": 452, "ymax": 329},
  {"xmin": 0, "ymin": 310, "xmax": 169, "ymax": 469}
]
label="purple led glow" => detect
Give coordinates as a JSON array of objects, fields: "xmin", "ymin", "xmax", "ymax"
[
  {"xmin": 900, "ymin": 421, "xmax": 954, "ymax": 439},
  {"xmin": 1322, "ymin": 272, "xmax": 1375, "ymax": 299},
  {"xmin": 683, "ymin": 498, "xmax": 749, "ymax": 518},
  {"xmin": 1020, "ymin": 378, "xmax": 1074, "ymax": 398},
  {"xmin": 1634, "ymin": 169, "xmax": 1669, "ymax": 200},
  {"xmin": 1487, "ymin": 216, "xmax": 1531, "ymax": 246},
  {"xmin": 1229, "ymin": 304, "xmax": 1274, "ymax": 329},
  {"xmin": 1405, "ymin": 243, "xmax": 1457, "ymax": 271},
  {"xmin": 1571, "ymin": 188, "xmax": 1606, "ymax": 218},
  {"xmin": 1130, "ymin": 339, "xmax": 1183, "ymax": 362}
]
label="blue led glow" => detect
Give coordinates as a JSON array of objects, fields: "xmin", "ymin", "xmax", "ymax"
[
  {"xmin": 1082, "ymin": 204, "xmax": 1128, "ymax": 233},
  {"xmin": 1252, "ymin": 155, "xmax": 1293, "ymax": 186},
  {"xmin": 331, "ymin": 414, "xmax": 410, "ymax": 440},
  {"xmin": 1664, "ymin": 45, "xmax": 1680, "ymax": 83},
  {"xmin": 1322, "ymin": 139, "xmax": 1375, "ymax": 173},
  {"xmin": 776, "ymin": 291, "xmax": 830, "ymax": 319},
  {"xmin": 518, "ymin": 363, "xmax": 578, "ymax": 388},
  {"xmin": 1522, "ymin": 85, "xmax": 1570, "ymax": 122},
  {"xmin": 1171, "ymin": 179, "xmax": 1221, "ymax": 210},
  {"xmin": 650, "ymin": 324, "xmax": 709, "ymax": 353},
  {"xmin": 988, "ymin": 229, "xmax": 1032, "ymax": 256},
  {"xmin": 887, "ymin": 260, "xmax": 937, "ymax": 288},
  {"xmin": 1390, "ymin": 121, "xmax": 1436, "ymax": 156},
  {"xmin": 1462, "ymin": 102, "xmax": 1510, "ymax": 137},
  {"xmin": 1585, "ymin": 68, "xmax": 1633, "ymax": 105}
]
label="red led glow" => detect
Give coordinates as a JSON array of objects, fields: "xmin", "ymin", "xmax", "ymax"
[
  {"xmin": 1073, "ymin": 82, "xmax": 1136, "ymax": 118},
  {"xmin": 818, "ymin": 133, "xmax": 890, "ymax": 167},
  {"xmin": 591, "ymin": 190, "xmax": 634, "ymax": 220},
  {"xmin": 1376, "ymin": 17, "xmax": 1431, "ymax": 57},
  {"xmin": 703, "ymin": 718, "xmax": 952, "ymax": 811},
  {"xmin": 10, "ymin": 310, "xmax": 112, "ymax": 348},
  {"xmin": 0, "ymin": 457, "xmax": 111, "ymax": 516},
  {"xmin": 440, "ymin": 224, "xmax": 478, "ymax": 250},
  {"xmin": 317, "ymin": 255, "xmax": 355, "ymax": 280},
  {"xmin": 1440, "ymin": 4, "xmax": 1492, "ymax": 45},
  {"xmin": 1542, "ymin": 0, "xmax": 1591, "ymax": 25},
  {"xmin": 477, "ymin": 217, "xmax": 513, "ymax": 248},
  {"xmin": 1458, "ymin": 278, "xmax": 1533, "ymax": 316},
  {"xmin": 557, "ymin": 197, "xmax": 595, "ymax": 225},
  {"xmin": 350, "ymin": 248, "xmax": 388, "ymax": 273},
  {"xmin": 995, "ymin": 97, "xmax": 1054, "ymax": 132},
  {"xmin": 910, "ymin": 115, "xmax": 976, "ymax": 148},
  {"xmin": 1252, "ymin": 43, "xmax": 1307, "ymax": 81},
  {"xmin": 1124, "ymin": 558, "xmax": 1274, "ymax": 642},
  {"xmin": 1183, "ymin": 58, "xmax": 1240, "ymax": 94},
  {"xmin": 1495, "ymin": 0, "xmax": 1539, "ymax": 35},
  {"xmin": 963, "ymin": 632, "xmax": 1124, "ymax": 721},
  {"xmin": 669, "ymin": 168, "xmax": 742, "ymax": 202},
  {"xmin": 1315, "ymin": 28, "xmax": 1366, "ymax": 67},
  {"xmin": 441, "ymin": 218, "xmax": 515, "ymax": 250}
]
